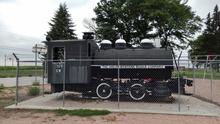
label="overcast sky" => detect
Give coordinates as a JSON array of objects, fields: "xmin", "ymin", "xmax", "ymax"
[{"xmin": 0, "ymin": 0, "xmax": 220, "ymax": 49}]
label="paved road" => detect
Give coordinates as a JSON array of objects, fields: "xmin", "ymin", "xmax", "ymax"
[{"xmin": 0, "ymin": 77, "xmax": 47, "ymax": 87}]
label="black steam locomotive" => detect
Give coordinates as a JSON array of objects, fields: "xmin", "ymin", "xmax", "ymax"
[{"xmin": 45, "ymin": 32, "xmax": 191, "ymax": 101}]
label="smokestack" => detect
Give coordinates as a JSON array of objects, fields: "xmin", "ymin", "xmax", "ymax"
[{"xmin": 83, "ymin": 32, "xmax": 94, "ymax": 40}]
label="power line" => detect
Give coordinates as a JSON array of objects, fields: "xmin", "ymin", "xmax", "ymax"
[
  {"xmin": 0, "ymin": 45, "xmax": 32, "ymax": 51},
  {"xmin": 15, "ymin": 53, "xmax": 34, "ymax": 55}
]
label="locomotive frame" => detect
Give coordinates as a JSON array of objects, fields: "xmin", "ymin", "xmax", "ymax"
[{"xmin": 44, "ymin": 32, "xmax": 191, "ymax": 101}]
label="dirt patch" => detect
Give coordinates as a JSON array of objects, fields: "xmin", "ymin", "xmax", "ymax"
[
  {"xmin": 1, "ymin": 110, "xmax": 220, "ymax": 124},
  {"xmin": 0, "ymin": 84, "xmax": 50, "ymax": 118}
]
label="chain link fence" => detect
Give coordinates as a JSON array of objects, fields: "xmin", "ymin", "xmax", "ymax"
[
  {"xmin": 14, "ymin": 60, "xmax": 48, "ymax": 104},
  {"xmin": 11, "ymin": 57, "xmax": 220, "ymax": 115},
  {"xmin": 187, "ymin": 58, "xmax": 220, "ymax": 105}
]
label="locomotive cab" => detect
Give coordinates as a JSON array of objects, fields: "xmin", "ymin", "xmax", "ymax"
[{"xmin": 45, "ymin": 32, "xmax": 98, "ymax": 92}]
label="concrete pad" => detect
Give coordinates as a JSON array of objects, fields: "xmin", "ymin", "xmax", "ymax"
[{"xmin": 6, "ymin": 93, "xmax": 220, "ymax": 117}]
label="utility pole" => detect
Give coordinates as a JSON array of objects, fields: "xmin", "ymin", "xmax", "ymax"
[
  {"xmin": 11, "ymin": 58, "xmax": 14, "ymax": 66},
  {"xmin": 4, "ymin": 55, "xmax": 7, "ymax": 67},
  {"xmin": 8, "ymin": 57, "xmax": 13, "ymax": 66},
  {"xmin": 32, "ymin": 44, "xmax": 46, "ymax": 82},
  {"xmin": 35, "ymin": 44, "xmax": 37, "ymax": 82}
]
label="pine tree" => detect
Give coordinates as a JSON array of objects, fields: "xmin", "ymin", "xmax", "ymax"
[
  {"xmin": 190, "ymin": 5, "xmax": 220, "ymax": 55},
  {"xmin": 211, "ymin": 5, "xmax": 219, "ymax": 33},
  {"xmin": 204, "ymin": 13, "xmax": 213, "ymax": 34},
  {"xmin": 46, "ymin": 3, "xmax": 77, "ymax": 40}
]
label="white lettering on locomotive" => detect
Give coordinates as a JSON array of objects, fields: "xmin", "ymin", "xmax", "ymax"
[{"xmin": 91, "ymin": 65, "xmax": 166, "ymax": 69}]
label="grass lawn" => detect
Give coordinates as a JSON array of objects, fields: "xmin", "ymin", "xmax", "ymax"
[
  {"xmin": 0, "ymin": 66, "xmax": 43, "ymax": 78},
  {"xmin": 55, "ymin": 109, "xmax": 111, "ymax": 117},
  {"xmin": 173, "ymin": 69, "xmax": 220, "ymax": 80}
]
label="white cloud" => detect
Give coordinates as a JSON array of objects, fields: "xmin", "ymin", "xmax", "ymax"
[
  {"xmin": 0, "ymin": 30, "xmax": 40, "ymax": 48},
  {"xmin": 0, "ymin": 0, "xmax": 56, "ymax": 39},
  {"xmin": 69, "ymin": 0, "xmax": 99, "ymax": 38},
  {"xmin": 0, "ymin": 0, "xmax": 220, "ymax": 50},
  {"xmin": 0, "ymin": 0, "xmax": 99, "ymax": 40},
  {"xmin": 188, "ymin": 0, "xmax": 220, "ymax": 19}
]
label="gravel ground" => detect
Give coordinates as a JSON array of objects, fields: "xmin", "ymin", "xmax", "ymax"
[{"xmin": 1, "ymin": 111, "xmax": 220, "ymax": 124}]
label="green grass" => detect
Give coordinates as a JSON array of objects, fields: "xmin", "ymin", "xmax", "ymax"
[
  {"xmin": 0, "ymin": 66, "xmax": 42, "ymax": 70},
  {"xmin": 28, "ymin": 86, "xmax": 40, "ymax": 96},
  {"xmin": 173, "ymin": 69, "xmax": 220, "ymax": 80},
  {"xmin": 0, "ymin": 84, "xmax": 4, "ymax": 92},
  {"xmin": 0, "ymin": 84, "xmax": 4, "ymax": 89},
  {"xmin": 55, "ymin": 109, "xmax": 111, "ymax": 117},
  {"xmin": 0, "ymin": 66, "xmax": 43, "ymax": 78}
]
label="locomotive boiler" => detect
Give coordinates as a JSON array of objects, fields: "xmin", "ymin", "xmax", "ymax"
[{"xmin": 45, "ymin": 32, "xmax": 177, "ymax": 101}]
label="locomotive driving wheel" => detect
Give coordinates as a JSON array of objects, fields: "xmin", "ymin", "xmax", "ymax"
[
  {"xmin": 96, "ymin": 83, "xmax": 112, "ymax": 100},
  {"xmin": 129, "ymin": 83, "xmax": 146, "ymax": 101}
]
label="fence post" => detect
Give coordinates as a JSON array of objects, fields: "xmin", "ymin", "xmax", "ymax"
[
  {"xmin": 177, "ymin": 66, "xmax": 181, "ymax": 112},
  {"xmin": 193, "ymin": 57, "xmax": 197, "ymax": 95},
  {"xmin": 13, "ymin": 53, "xmax": 19, "ymax": 106},
  {"xmin": 203, "ymin": 55, "xmax": 209, "ymax": 80},
  {"xmin": 210, "ymin": 62, "xmax": 213, "ymax": 101},
  {"xmin": 62, "ymin": 59, "xmax": 66, "ymax": 107},
  {"xmin": 42, "ymin": 60, "xmax": 45, "ymax": 97},
  {"xmin": 35, "ymin": 44, "xmax": 37, "ymax": 82},
  {"xmin": 16, "ymin": 60, "xmax": 19, "ymax": 105},
  {"xmin": 177, "ymin": 52, "xmax": 182, "ymax": 112},
  {"xmin": 117, "ymin": 59, "xmax": 120, "ymax": 109}
]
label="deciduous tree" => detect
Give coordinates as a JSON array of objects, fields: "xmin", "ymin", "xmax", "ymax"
[{"xmin": 93, "ymin": 0, "xmax": 202, "ymax": 49}]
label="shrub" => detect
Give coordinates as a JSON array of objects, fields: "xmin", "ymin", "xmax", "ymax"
[
  {"xmin": 28, "ymin": 87, "xmax": 40, "ymax": 96},
  {"xmin": 32, "ymin": 81, "xmax": 40, "ymax": 86},
  {"xmin": 0, "ymin": 84, "xmax": 4, "ymax": 89}
]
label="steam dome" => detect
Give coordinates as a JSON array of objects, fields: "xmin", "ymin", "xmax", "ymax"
[
  {"xmin": 101, "ymin": 40, "xmax": 112, "ymax": 44},
  {"xmin": 115, "ymin": 39, "xmax": 126, "ymax": 44},
  {"xmin": 100, "ymin": 40, "xmax": 112, "ymax": 50},
  {"xmin": 115, "ymin": 39, "xmax": 126, "ymax": 49},
  {"xmin": 141, "ymin": 39, "xmax": 154, "ymax": 44},
  {"xmin": 140, "ymin": 39, "xmax": 155, "ymax": 49}
]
